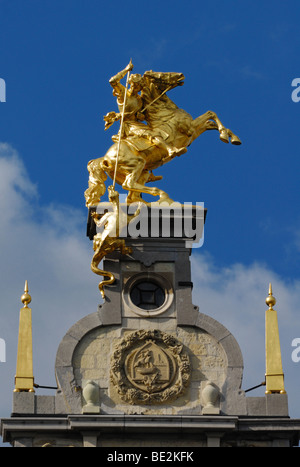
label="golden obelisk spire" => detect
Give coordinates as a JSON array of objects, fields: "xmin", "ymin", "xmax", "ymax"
[
  {"xmin": 14, "ymin": 281, "xmax": 35, "ymax": 392},
  {"xmin": 265, "ymin": 283, "xmax": 286, "ymax": 394}
]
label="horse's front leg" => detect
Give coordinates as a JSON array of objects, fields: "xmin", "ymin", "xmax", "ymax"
[
  {"xmin": 188, "ymin": 112, "xmax": 231, "ymax": 144},
  {"xmin": 205, "ymin": 110, "xmax": 241, "ymax": 145}
]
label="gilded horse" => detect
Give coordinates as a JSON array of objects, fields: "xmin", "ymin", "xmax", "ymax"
[{"xmin": 84, "ymin": 67, "xmax": 241, "ymax": 207}]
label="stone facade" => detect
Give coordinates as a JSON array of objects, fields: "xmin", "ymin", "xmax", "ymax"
[{"xmin": 1, "ymin": 208, "xmax": 300, "ymax": 447}]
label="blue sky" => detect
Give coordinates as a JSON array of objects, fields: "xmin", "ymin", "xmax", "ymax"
[{"xmin": 0, "ymin": 0, "xmax": 300, "ymax": 444}]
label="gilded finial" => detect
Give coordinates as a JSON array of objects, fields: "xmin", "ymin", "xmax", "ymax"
[
  {"xmin": 21, "ymin": 280, "xmax": 31, "ymax": 308},
  {"xmin": 265, "ymin": 282, "xmax": 276, "ymax": 310}
]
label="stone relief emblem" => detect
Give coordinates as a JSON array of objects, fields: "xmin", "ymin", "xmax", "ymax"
[
  {"xmin": 126, "ymin": 341, "xmax": 176, "ymax": 393},
  {"xmin": 110, "ymin": 329, "xmax": 191, "ymax": 404}
]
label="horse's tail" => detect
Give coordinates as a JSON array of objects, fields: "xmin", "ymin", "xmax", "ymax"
[
  {"xmin": 84, "ymin": 157, "xmax": 108, "ymax": 207},
  {"xmin": 90, "ymin": 247, "xmax": 115, "ymax": 299}
]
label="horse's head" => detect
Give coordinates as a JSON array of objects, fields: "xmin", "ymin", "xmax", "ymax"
[{"xmin": 143, "ymin": 71, "xmax": 185, "ymax": 91}]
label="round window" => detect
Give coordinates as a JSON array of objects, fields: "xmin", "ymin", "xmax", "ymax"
[
  {"xmin": 123, "ymin": 273, "xmax": 174, "ymax": 317},
  {"xmin": 130, "ymin": 281, "xmax": 165, "ymax": 310}
]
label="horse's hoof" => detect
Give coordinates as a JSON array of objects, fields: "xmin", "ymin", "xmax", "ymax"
[
  {"xmin": 175, "ymin": 147, "xmax": 188, "ymax": 156},
  {"xmin": 147, "ymin": 173, "xmax": 163, "ymax": 183},
  {"xmin": 230, "ymin": 134, "xmax": 242, "ymax": 145},
  {"xmin": 168, "ymin": 147, "xmax": 187, "ymax": 158},
  {"xmin": 155, "ymin": 194, "xmax": 175, "ymax": 205},
  {"xmin": 220, "ymin": 129, "xmax": 229, "ymax": 143}
]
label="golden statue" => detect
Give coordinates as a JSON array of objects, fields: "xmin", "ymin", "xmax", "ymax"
[
  {"xmin": 84, "ymin": 60, "xmax": 241, "ymax": 207},
  {"xmin": 85, "ymin": 62, "xmax": 241, "ymax": 297}
]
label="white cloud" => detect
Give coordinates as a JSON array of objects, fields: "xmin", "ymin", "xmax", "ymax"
[
  {"xmin": 0, "ymin": 145, "xmax": 101, "ymax": 434},
  {"xmin": 191, "ymin": 252, "xmax": 300, "ymax": 415},
  {"xmin": 0, "ymin": 145, "xmax": 299, "ymax": 447}
]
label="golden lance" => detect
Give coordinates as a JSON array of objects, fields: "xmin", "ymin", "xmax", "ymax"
[{"xmin": 112, "ymin": 61, "xmax": 132, "ymax": 189}]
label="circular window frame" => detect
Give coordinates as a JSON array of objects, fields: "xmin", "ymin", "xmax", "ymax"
[{"xmin": 123, "ymin": 273, "xmax": 174, "ymax": 317}]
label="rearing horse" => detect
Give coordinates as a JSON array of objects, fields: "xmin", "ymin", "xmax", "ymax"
[{"xmin": 84, "ymin": 70, "xmax": 241, "ymax": 207}]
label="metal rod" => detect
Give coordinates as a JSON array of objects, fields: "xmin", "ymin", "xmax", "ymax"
[
  {"xmin": 34, "ymin": 383, "xmax": 58, "ymax": 390},
  {"xmin": 244, "ymin": 381, "xmax": 266, "ymax": 393},
  {"xmin": 113, "ymin": 66, "xmax": 131, "ymax": 189}
]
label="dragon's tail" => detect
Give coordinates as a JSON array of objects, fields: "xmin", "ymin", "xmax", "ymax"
[
  {"xmin": 96, "ymin": 270, "xmax": 115, "ymax": 299},
  {"xmin": 90, "ymin": 248, "xmax": 115, "ymax": 299}
]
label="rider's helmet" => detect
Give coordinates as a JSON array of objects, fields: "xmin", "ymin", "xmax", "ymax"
[{"xmin": 129, "ymin": 74, "xmax": 144, "ymax": 91}]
